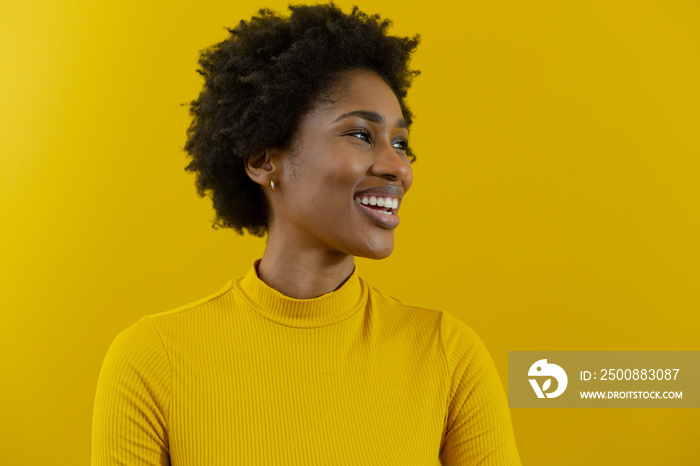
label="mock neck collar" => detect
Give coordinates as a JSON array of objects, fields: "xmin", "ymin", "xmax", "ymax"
[{"xmin": 233, "ymin": 260, "xmax": 366, "ymax": 328}]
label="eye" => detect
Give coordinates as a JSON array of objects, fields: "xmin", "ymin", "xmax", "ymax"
[
  {"xmin": 392, "ymin": 139, "xmax": 409, "ymax": 152},
  {"xmin": 347, "ymin": 130, "xmax": 372, "ymax": 144}
]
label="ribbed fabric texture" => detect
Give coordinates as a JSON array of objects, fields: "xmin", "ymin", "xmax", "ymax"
[{"xmin": 92, "ymin": 261, "xmax": 521, "ymax": 465}]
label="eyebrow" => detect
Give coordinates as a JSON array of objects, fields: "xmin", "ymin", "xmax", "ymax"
[{"xmin": 332, "ymin": 110, "xmax": 407, "ymax": 129}]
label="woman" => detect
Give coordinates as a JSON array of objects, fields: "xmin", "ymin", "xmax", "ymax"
[{"xmin": 91, "ymin": 4, "xmax": 521, "ymax": 465}]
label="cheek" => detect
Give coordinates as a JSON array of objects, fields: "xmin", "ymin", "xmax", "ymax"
[
  {"xmin": 294, "ymin": 161, "xmax": 360, "ymax": 216},
  {"xmin": 311, "ymin": 159, "xmax": 367, "ymax": 203},
  {"xmin": 330, "ymin": 156, "xmax": 367, "ymax": 183}
]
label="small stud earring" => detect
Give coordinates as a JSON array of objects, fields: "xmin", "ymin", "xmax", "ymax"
[{"xmin": 270, "ymin": 180, "xmax": 276, "ymax": 192}]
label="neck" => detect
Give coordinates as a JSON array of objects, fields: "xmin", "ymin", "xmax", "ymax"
[{"xmin": 257, "ymin": 232, "xmax": 356, "ymax": 300}]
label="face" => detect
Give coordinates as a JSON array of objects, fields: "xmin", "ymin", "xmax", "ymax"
[{"xmin": 267, "ymin": 69, "xmax": 414, "ymax": 260}]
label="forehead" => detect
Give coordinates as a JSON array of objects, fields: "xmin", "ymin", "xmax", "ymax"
[{"xmin": 311, "ymin": 69, "xmax": 403, "ymax": 121}]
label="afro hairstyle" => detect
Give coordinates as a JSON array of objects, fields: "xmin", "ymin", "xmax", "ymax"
[{"xmin": 184, "ymin": 3, "xmax": 420, "ymax": 236}]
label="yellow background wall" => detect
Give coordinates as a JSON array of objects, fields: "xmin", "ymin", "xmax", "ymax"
[{"xmin": 1, "ymin": 0, "xmax": 698, "ymax": 464}]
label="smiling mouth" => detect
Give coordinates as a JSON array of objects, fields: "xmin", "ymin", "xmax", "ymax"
[{"xmin": 353, "ymin": 195, "xmax": 398, "ymax": 215}]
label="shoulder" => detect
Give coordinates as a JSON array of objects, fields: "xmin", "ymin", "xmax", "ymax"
[
  {"xmin": 363, "ymin": 280, "xmax": 498, "ymax": 391},
  {"xmin": 100, "ymin": 316, "xmax": 171, "ymax": 394},
  {"xmin": 96, "ymin": 315, "xmax": 171, "ymax": 421},
  {"xmin": 362, "ymin": 278, "xmax": 444, "ymax": 328},
  {"xmin": 438, "ymin": 310, "xmax": 489, "ymax": 368},
  {"xmin": 107, "ymin": 315, "xmax": 167, "ymax": 362},
  {"xmin": 436, "ymin": 309, "xmax": 499, "ymax": 393},
  {"xmin": 147, "ymin": 278, "xmax": 236, "ymax": 324},
  {"xmin": 111, "ymin": 278, "xmax": 237, "ymax": 347},
  {"xmin": 361, "ymin": 279, "xmax": 486, "ymax": 363},
  {"xmin": 363, "ymin": 278, "xmax": 482, "ymax": 339},
  {"xmin": 94, "ymin": 319, "xmax": 172, "ymax": 456},
  {"xmin": 105, "ymin": 279, "xmax": 235, "ymax": 364}
]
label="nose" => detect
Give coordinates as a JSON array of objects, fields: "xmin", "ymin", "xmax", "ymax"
[{"xmin": 369, "ymin": 139, "xmax": 412, "ymax": 183}]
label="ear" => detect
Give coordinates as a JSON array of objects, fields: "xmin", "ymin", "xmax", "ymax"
[{"xmin": 244, "ymin": 149, "xmax": 279, "ymax": 188}]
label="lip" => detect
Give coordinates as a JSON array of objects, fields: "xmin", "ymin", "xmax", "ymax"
[
  {"xmin": 354, "ymin": 201, "xmax": 400, "ymax": 229},
  {"xmin": 355, "ymin": 184, "xmax": 405, "ymax": 199},
  {"xmin": 353, "ymin": 185, "xmax": 403, "ymax": 230}
]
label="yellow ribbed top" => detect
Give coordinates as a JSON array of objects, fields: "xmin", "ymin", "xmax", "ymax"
[{"xmin": 91, "ymin": 262, "xmax": 521, "ymax": 465}]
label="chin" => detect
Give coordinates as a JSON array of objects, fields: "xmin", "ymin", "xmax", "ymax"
[
  {"xmin": 353, "ymin": 239, "xmax": 394, "ymax": 260},
  {"xmin": 358, "ymin": 249, "xmax": 392, "ymax": 260}
]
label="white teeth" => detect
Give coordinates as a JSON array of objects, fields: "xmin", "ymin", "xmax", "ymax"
[{"xmin": 354, "ymin": 195, "xmax": 400, "ymax": 211}]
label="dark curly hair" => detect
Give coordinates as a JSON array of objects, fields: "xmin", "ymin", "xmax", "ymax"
[{"xmin": 184, "ymin": 3, "xmax": 420, "ymax": 236}]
